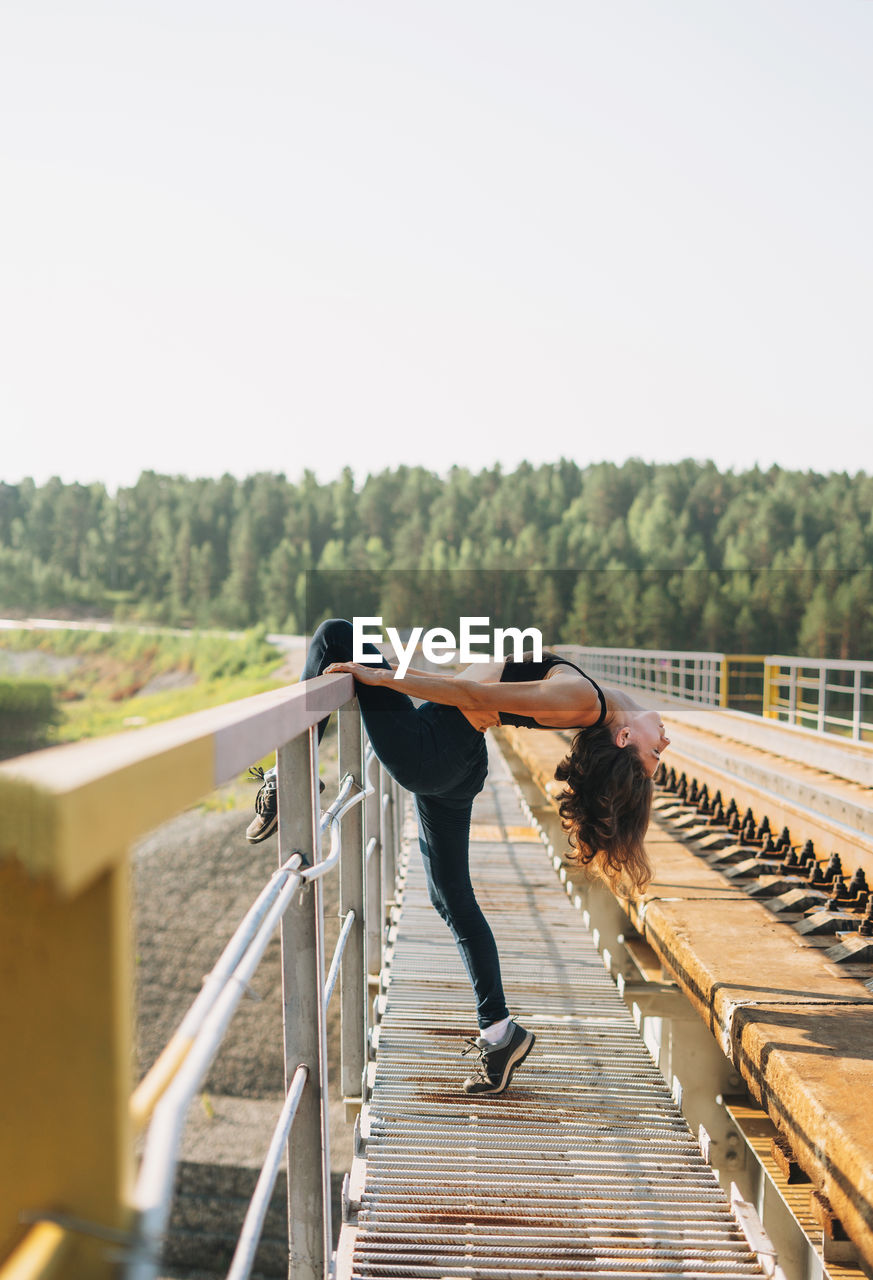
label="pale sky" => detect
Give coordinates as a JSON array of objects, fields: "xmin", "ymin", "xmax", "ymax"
[{"xmin": 1, "ymin": 0, "xmax": 871, "ymax": 492}]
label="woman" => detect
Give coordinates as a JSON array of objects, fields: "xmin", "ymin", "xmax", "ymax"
[{"xmin": 249, "ymin": 618, "xmax": 670, "ymax": 1095}]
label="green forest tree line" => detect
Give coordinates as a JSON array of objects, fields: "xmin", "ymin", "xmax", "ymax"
[{"xmin": 0, "ymin": 459, "xmax": 870, "ymax": 658}]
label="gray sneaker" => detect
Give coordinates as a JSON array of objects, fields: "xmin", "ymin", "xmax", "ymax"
[
  {"xmin": 461, "ymin": 1021, "xmax": 535, "ymax": 1095},
  {"xmin": 246, "ymin": 767, "xmax": 278, "ymax": 843},
  {"xmin": 245, "ymin": 766, "xmax": 325, "ymax": 843}
]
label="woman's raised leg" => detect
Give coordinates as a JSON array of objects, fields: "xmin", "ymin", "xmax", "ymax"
[{"xmin": 301, "ymin": 618, "xmax": 439, "ymax": 790}]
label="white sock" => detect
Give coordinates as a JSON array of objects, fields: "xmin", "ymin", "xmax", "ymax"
[{"xmin": 480, "ymin": 1016, "xmax": 511, "ymax": 1045}]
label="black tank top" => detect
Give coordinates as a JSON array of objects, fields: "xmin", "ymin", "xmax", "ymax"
[{"xmin": 498, "ymin": 650, "xmax": 608, "ymax": 730}]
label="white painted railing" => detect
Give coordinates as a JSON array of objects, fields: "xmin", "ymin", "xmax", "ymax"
[
  {"xmin": 561, "ymin": 647, "xmax": 873, "ymax": 742},
  {"xmin": 562, "ymin": 646, "xmax": 731, "ymax": 707},
  {"xmin": 763, "ymin": 655, "xmax": 873, "ymax": 742}
]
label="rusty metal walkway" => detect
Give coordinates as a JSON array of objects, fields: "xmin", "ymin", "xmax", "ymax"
[{"xmin": 339, "ymin": 741, "xmax": 768, "ymax": 1280}]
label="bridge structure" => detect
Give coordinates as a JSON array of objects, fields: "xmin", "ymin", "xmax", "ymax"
[{"xmin": 1, "ymin": 645, "xmax": 872, "ymax": 1280}]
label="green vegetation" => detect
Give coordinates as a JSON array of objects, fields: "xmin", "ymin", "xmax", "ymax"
[
  {"xmin": 0, "ymin": 679, "xmax": 61, "ymax": 759},
  {"xmin": 0, "ymin": 461, "xmax": 871, "ymax": 657},
  {"xmin": 0, "ymin": 628, "xmax": 284, "ymax": 744}
]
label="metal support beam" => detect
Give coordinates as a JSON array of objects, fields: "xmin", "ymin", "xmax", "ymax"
[
  {"xmin": 392, "ymin": 778, "xmax": 403, "ymax": 877},
  {"xmin": 0, "ymin": 855, "xmax": 134, "ymax": 1278},
  {"xmin": 365, "ymin": 750, "xmax": 383, "ymax": 985},
  {"xmin": 338, "ymin": 701, "xmax": 366, "ymax": 1111},
  {"xmin": 277, "ymin": 729, "xmax": 330, "ymax": 1280},
  {"xmin": 380, "ymin": 765, "xmax": 396, "ymax": 924}
]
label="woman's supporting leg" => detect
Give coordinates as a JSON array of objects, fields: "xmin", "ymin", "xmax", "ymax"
[{"xmin": 415, "ymin": 792, "xmax": 509, "ymax": 1030}]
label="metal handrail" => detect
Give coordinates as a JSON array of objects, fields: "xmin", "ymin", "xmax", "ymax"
[
  {"xmin": 562, "ymin": 645, "xmax": 873, "ymax": 738},
  {"xmin": 324, "ymin": 910, "xmax": 357, "ymax": 1009},
  {"xmin": 125, "ymin": 721, "xmax": 401, "ymax": 1280},
  {"xmin": 0, "ymin": 667, "xmax": 409, "ymax": 1280},
  {"xmin": 131, "ymin": 852, "xmax": 311, "ymax": 1131},
  {"xmin": 131, "ymin": 766, "xmax": 374, "ymax": 1133},
  {"xmin": 128, "ymin": 852, "xmax": 310, "ymax": 1278},
  {"xmin": 226, "ymin": 1064, "xmax": 309, "ymax": 1280},
  {"xmin": 305, "ymin": 771, "xmax": 368, "ymax": 881},
  {"xmin": 763, "ymin": 654, "xmax": 873, "ymax": 742},
  {"xmin": 564, "ymin": 645, "xmax": 727, "ymax": 707}
]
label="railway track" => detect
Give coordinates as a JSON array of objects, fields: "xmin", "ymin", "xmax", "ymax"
[
  {"xmin": 496, "ymin": 711, "xmax": 873, "ymax": 1279},
  {"xmin": 649, "ymin": 712, "xmax": 873, "ymax": 972}
]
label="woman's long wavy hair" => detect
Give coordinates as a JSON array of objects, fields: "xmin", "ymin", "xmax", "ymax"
[{"xmin": 554, "ymin": 723, "xmax": 653, "ymax": 894}]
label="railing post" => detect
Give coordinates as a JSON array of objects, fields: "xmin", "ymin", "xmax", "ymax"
[
  {"xmin": 393, "ymin": 778, "xmax": 404, "ymax": 869},
  {"xmin": 380, "ymin": 764, "xmax": 397, "ymax": 925},
  {"xmin": 0, "ymin": 857, "xmax": 134, "ymax": 1278},
  {"xmin": 788, "ymin": 662, "xmax": 797, "ymax": 725},
  {"xmin": 817, "ymin": 666, "xmax": 827, "ymax": 733},
  {"xmin": 338, "ymin": 700, "xmax": 366, "ymax": 1117},
  {"xmin": 277, "ymin": 728, "xmax": 330, "ymax": 1280},
  {"xmin": 365, "ymin": 748, "xmax": 383, "ymax": 988}
]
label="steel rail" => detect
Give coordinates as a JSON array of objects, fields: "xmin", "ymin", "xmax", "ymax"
[
  {"xmin": 317, "ymin": 768, "xmax": 358, "ymax": 832},
  {"xmin": 364, "ymin": 742, "xmax": 379, "ymax": 789},
  {"xmin": 130, "ymin": 850, "xmax": 309, "ymax": 1130},
  {"xmin": 127, "ymin": 853, "xmax": 307, "ymax": 1280},
  {"xmin": 362, "ymin": 733, "xmax": 380, "ymax": 858},
  {"xmin": 302, "ymin": 749, "xmax": 377, "ymax": 884},
  {"xmin": 324, "ymin": 909, "xmax": 356, "ymax": 1008},
  {"xmin": 225, "ymin": 1063, "xmax": 309, "ymax": 1280},
  {"xmin": 128, "ymin": 730, "xmax": 387, "ymax": 1278}
]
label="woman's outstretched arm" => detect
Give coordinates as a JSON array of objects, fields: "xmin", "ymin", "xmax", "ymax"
[{"xmin": 323, "ymin": 661, "xmax": 601, "ymax": 729}]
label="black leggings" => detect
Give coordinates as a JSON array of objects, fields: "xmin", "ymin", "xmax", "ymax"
[{"xmin": 303, "ymin": 619, "xmax": 509, "ymax": 1028}]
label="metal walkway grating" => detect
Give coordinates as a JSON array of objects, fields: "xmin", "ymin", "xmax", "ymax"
[{"xmin": 347, "ymin": 742, "xmax": 766, "ymax": 1279}]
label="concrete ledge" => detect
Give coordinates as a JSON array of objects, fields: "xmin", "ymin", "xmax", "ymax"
[
  {"xmin": 653, "ymin": 703, "xmax": 873, "ymax": 790},
  {"xmin": 634, "ymin": 824, "xmax": 750, "ymax": 901},
  {"xmin": 732, "ymin": 1004, "xmax": 873, "ymax": 1268},
  {"xmin": 633, "ymin": 894, "xmax": 872, "ymax": 1057}
]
